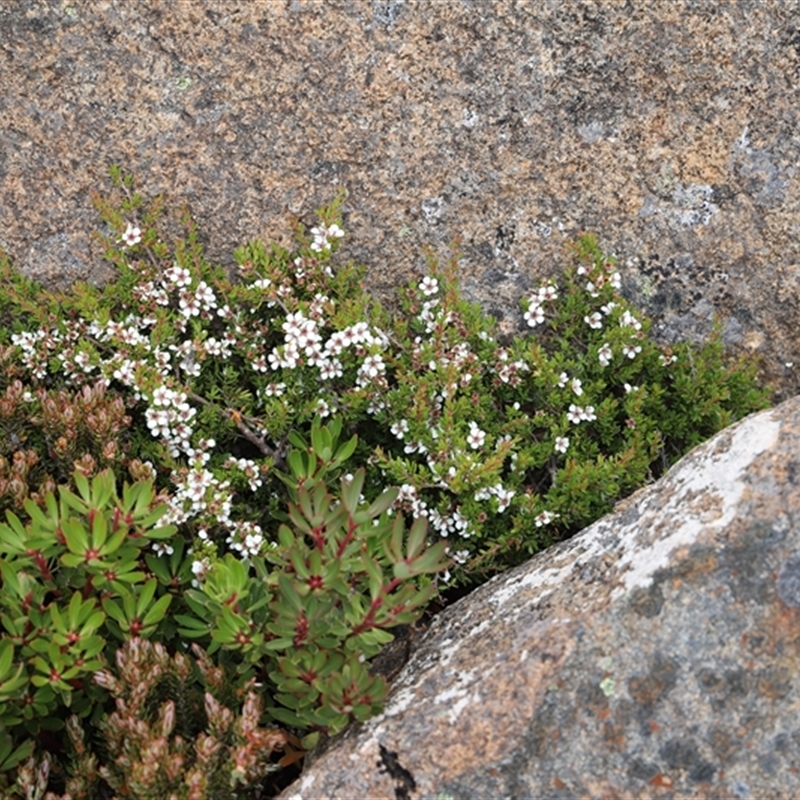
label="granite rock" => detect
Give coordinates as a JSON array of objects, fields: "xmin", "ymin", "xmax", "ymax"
[
  {"xmin": 1, "ymin": 1, "xmax": 799, "ymax": 396},
  {"xmin": 279, "ymin": 397, "xmax": 800, "ymax": 800}
]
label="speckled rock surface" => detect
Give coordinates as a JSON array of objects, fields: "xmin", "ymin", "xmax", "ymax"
[
  {"xmin": 279, "ymin": 397, "xmax": 800, "ymax": 800},
  {"xmin": 1, "ymin": 1, "xmax": 800, "ymax": 397}
]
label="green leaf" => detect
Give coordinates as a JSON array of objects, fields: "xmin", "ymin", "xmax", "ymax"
[
  {"xmin": 136, "ymin": 578, "xmax": 158, "ymax": 617},
  {"xmin": 333, "ymin": 433, "xmax": 358, "ymax": 465},
  {"xmin": 406, "ymin": 517, "xmax": 429, "ymax": 560},
  {"xmin": 90, "ymin": 469, "xmax": 115, "ymax": 509},
  {"xmin": 340, "ymin": 469, "xmax": 365, "ymax": 512},
  {"xmin": 287, "ymin": 450, "xmax": 307, "ymax": 480},
  {"xmin": 73, "ymin": 473, "xmax": 91, "ymax": 503},
  {"xmin": 276, "ymin": 572, "xmax": 304, "ymax": 615},
  {"xmin": 62, "ymin": 518, "xmax": 89, "ymax": 557},
  {"xmin": 141, "ymin": 593, "xmax": 172, "ymax": 628},
  {"xmin": 101, "ymin": 598, "xmax": 128, "ymax": 627},
  {"xmin": 362, "ymin": 556, "xmax": 385, "ymax": 603},
  {"xmin": 365, "ymin": 486, "xmax": 399, "ymax": 519}
]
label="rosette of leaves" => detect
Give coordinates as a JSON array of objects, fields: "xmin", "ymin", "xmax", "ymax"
[
  {"xmin": 177, "ymin": 416, "xmax": 449, "ymax": 749},
  {"xmin": 0, "ymin": 469, "xmax": 177, "ymax": 766}
]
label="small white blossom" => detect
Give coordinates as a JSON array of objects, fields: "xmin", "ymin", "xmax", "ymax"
[
  {"xmin": 535, "ymin": 510, "xmax": 559, "ymax": 527},
  {"xmin": 466, "ymin": 421, "xmax": 486, "ymax": 450},
  {"xmin": 620, "ymin": 310, "xmax": 642, "ymax": 330},
  {"xmin": 314, "ymin": 399, "xmax": 330, "ymax": 418},
  {"xmin": 571, "ymin": 378, "xmax": 583, "ymax": 397},
  {"xmin": 195, "ymin": 281, "xmax": 217, "ymax": 310},
  {"xmin": 496, "ymin": 487, "xmax": 515, "ymax": 513},
  {"xmin": 120, "ymin": 223, "xmax": 142, "ymax": 247},
  {"xmin": 391, "ymin": 419, "xmax": 409, "ymax": 439},
  {"xmin": 262, "ymin": 382, "xmax": 285, "ymax": 398},
  {"xmin": 555, "ymin": 436, "xmax": 569, "ymax": 454},
  {"xmin": 419, "ymin": 276, "xmax": 439, "ymax": 296},
  {"xmin": 165, "ymin": 265, "xmax": 192, "ymax": 288},
  {"xmin": 622, "ymin": 343, "xmax": 642, "ymax": 359},
  {"xmin": 151, "ymin": 385, "xmax": 173, "ymax": 407},
  {"xmin": 584, "ymin": 312, "xmax": 603, "ymax": 330},
  {"xmin": 598, "ymin": 343, "xmax": 613, "ymax": 367},
  {"xmin": 538, "ymin": 284, "xmax": 558, "ymax": 302},
  {"xmin": 524, "ymin": 301, "xmax": 545, "ymax": 327},
  {"xmin": 359, "ymin": 354, "xmax": 385, "ymax": 380}
]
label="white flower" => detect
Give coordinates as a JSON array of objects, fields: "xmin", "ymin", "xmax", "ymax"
[
  {"xmin": 580, "ymin": 406, "xmax": 597, "ymax": 422},
  {"xmin": 524, "ymin": 302, "xmax": 545, "ymax": 327},
  {"xmin": 165, "ymin": 265, "xmax": 192, "ymax": 287},
  {"xmin": 622, "ymin": 343, "xmax": 642, "ymax": 359},
  {"xmin": 178, "ymin": 292, "xmax": 202, "ymax": 318},
  {"xmin": 419, "ymin": 276, "xmax": 439, "ymax": 296},
  {"xmin": 624, "ymin": 383, "xmax": 639, "ymax": 393},
  {"xmin": 466, "ymin": 421, "xmax": 486, "ymax": 449},
  {"xmin": 195, "ymin": 281, "xmax": 217, "ymax": 310},
  {"xmin": 555, "ymin": 436, "xmax": 569, "ymax": 454},
  {"xmin": 659, "ymin": 353, "xmax": 678, "ymax": 366},
  {"xmin": 598, "ymin": 343, "xmax": 612, "ymax": 367},
  {"xmin": 538, "ymin": 284, "xmax": 558, "ymax": 302},
  {"xmin": 152, "ymin": 385, "xmax": 174, "ymax": 407},
  {"xmin": 120, "ymin": 223, "xmax": 142, "ymax": 247},
  {"xmin": 558, "ymin": 372, "xmax": 569, "ymax": 388},
  {"xmin": 309, "ymin": 223, "xmax": 343, "ymax": 252},
  {"xmin": 360, "ymin": 354, "xmax": 385, "ymax": 379},
  {"xmin": 571, "ymin": 378, "xmax": 583, "ymax": 397},
  {"xmin": 601, "ymin": 302, "xmax": 617, "ymax": 315},
  {"xmin": 263, "ymin": 382, "xmax": 285, "ymax": 397},
  {"xmin": 314, "ymin": 398, "xmax": 330, "ymax": 418},
  {"xmin": 567, "ymin": 404, "xmax": 583, "ymax": 424},
  {"xmin": 584, "ymin": 312, "xmax": 603, "ymax": 329},
  {"xmin": 496, "ymin": 487, "xmax": 515, "ymax": 513},
  {"xmin": 391, "ymin": 419, "xmax": 409, "ymax": 439},
  {"xmin": 535, "ymin": 510, "xmax": 559, "ymax": 527},
  {"xmin": 620, "ymin": 310, "xmax": 642, "ymax": 330},
  {"xmin": 326, "ymin": 223, "xmax": 344, "ymax": 239},
  {"xmin": 586, "ymin": 281, "xmax": 599, "ymax": 298}
]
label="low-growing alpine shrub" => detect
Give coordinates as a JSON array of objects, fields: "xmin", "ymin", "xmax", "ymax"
[{"xmin": 0, "ymin": 168, "xmax": 770, "ymax": 797}]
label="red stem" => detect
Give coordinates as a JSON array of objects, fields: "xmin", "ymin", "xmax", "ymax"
[
  {"xmin": 350, "ymin": 577, "xmax": 402, "ymax": 637},
  {"xmin": 33, "ymin": 552, "xmax": 53, "ymax": 583},
  {"xmin": 335, "ymin": 517, "xmax": 358, "ymax": 560}
]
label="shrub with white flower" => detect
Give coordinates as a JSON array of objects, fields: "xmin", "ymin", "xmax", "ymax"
[{"xmin": 0, "ymin": 172, "xmax": 769, "ymax": 599}]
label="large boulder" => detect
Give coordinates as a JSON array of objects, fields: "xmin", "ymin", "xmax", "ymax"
[
  {"xmin": 280, "ymin": 397, "xmax": 800, "ymax": 799},
  {"xmin": 0, "ymin": 2, "xmax": 798, "ymax": 396}
]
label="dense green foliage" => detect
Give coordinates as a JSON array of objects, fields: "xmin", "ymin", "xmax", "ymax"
[{"xmin": 0, "ymin": 169, "xmax": 769, "ymax": 797}]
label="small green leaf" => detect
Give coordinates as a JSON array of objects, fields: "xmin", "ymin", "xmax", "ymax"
[{"xmin": 141, "ymin": 593, "xmax": 172, "ymax": 628}]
